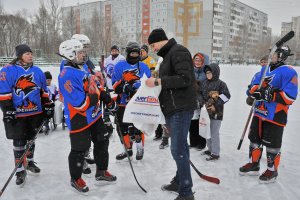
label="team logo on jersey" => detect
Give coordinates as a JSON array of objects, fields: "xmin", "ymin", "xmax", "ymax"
[
  {"xmin": 105, "ymin": 64, "xmax": 115, "ymax": 78},
  {"xmin": 15, "ymin": 73, "xmax": 38, "ymax": 96},
  {"xmin": 123, "ymin": 68, "xmax": 140, "ymax": 83},
  {"xmin": 16, "ymin": 98, "xmax": 38, "ymax": 112},
  {"xmin": 262, "ymin": 75, "xmax": 275, "ymax": 88},
  {"xmin": 255, "ymin": 102, "xmax": 268, "ymax": 116}
]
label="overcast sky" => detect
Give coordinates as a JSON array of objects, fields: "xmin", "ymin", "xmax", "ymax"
[{"xmin": 1, "ymin": 0, "xmax": 300, "ymax": 35}]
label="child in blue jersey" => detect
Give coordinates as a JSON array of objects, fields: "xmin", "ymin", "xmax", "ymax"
[
  {"xmin": 58, "ymin": 39, "xmax": 118, "ymax": 194},
  {"xmin": 246, "ymin": 55, "xmax": 268, "ymax": 105},
  {"xmin": 112, "ymin": 41, "xmax": 151, "ymax": 160},
  {"xmin": 0, "ymin": 44, "xmax": 54, "ymax": 186},
  {"xmin": 239, "ymin": 46, "xmax": 298, "ymax": 183}
]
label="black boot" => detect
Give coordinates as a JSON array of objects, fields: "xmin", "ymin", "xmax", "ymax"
[
  {"xmin": 16, "ymin": 170, "xmax": 27, "ymax": 186},
  {"xmin": 161, "ymin": 177, "xmax": 179, "ymax": 194},
  {"xmin": 27, "ymin": 161, "xmax": 41, "ymax": 173}
]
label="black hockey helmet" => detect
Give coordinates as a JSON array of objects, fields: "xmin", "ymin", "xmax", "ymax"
[{"xmin": 275, "ymin": 46, "xmax": 294, "ymax": 61}]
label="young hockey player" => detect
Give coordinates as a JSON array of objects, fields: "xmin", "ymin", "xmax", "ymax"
[
  {"xmin": 239, "ymin": 46, "xmax": 298, "ymax": 183},
  {"xmin": 140, "ymin": 44, "xmax": 156, "ymax": 71},
  {"xmin": 199, "ymin": 63, "xmax": 231, "ymax": 161},
  {"xmin": 246, "ymin": 55, "xmax": 268, "ymax": 106},
  {"xmin": 0, "ymin": 44, "xmax": 54, "ymax": 186},
  {"xmin": 112, "ymin": 41, "xmax": 151, "ymax": 160},
  {"xmin": 104, "ymin": 45, "xmax": 125, "ymax": 91},
  {"xmin": 43, "ymin": 71, "xmax": 59, "ymax": 134},
  {"xmin": 58, "ymin": 39, "xmax": 118, "ymax": 194}
]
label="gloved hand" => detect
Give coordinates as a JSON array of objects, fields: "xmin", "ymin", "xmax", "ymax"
[
  {"xmin": 43, "ymin": 101, "xmax": 55, "ymax": 119},
  {"xmin": 107, "ymin": 100, "xmax": 118, "ymax": 112},
  {"xmin": 251, "ymin": 85, "xmax": 277, "ymax": 102},
  {"xmin": 246, "ymin": 96, "xmax": 255, "ymax": 106},
  {"xmin": 3, "ymin": 107, "xmax": 17, "ymax": 124},
  {"xmin": 123, "ymin": 83, "xmax": 136, "ymax": 96}
]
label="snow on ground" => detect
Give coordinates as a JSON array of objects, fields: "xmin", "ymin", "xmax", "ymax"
[{"xmin": 0, "ymin": 64, "xmax": 300, "ymax": 200}]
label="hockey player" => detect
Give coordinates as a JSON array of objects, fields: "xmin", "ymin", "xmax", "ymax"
[
  {"xmin": 104, "ymin": 45, "xmax": 125, "ymax": 91},
  {"xmin": 0, "ymin": 44, "xmax": 54, "ymax": 186},
  {"xmin": 112, "ymin": 41, "xmax": 151, "ymax": 160},
  {"xmin": 239, "ymin": 46, "xmax": 298, "ymax": 183},
  {"xmin": 246, "ymin": 55, "xmax": 268, "ymax": 106},
  {"xmin": 58, "ymin": 39, "xmax": 118, "ymax": 194},
  {"xmin": 140, "ymin": 44, "xmax": 156, "ymax": 71}
]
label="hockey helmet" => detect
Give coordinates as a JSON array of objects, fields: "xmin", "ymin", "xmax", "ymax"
[
  {"xmin": 275, "ymin": 46, "xmax": 294, "ymax": 61},
  {"xmin": 59, "ymin": 39, "xmax": 84, "ymax": 61},
  {"xmin": 71, "ymin": 34, "xmax": 91, "ymax": 47},
  {"xmin": 126, "ymin": 41, "xmax": 140, "ymax": 55}
]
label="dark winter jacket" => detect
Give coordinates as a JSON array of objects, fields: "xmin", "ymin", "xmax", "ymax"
[
  {"xmin": 157, "ymin": 38, "xmax": 197, "ymax": 116},
  {"xmin": 199, "ymin": 63, "xmax": 231, "ymax": 120},
  {"xmin": 194, "ymin": 67, "xmax": 206, "ymax": 82}
]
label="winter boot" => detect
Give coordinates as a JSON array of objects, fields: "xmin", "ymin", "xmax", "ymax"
[
  {"xmin": 206, "ymin": 154, "xmax": 220, "ymax": 161},
  {"xmin": 135, "ymin": 136, "xmax": 144, "ymax": 160},
  {"xmin": 16, "ymin": 170, "xmax": 27, "ymax": 186},
  {"xmin": 116, "ymin": 149, "xmax": 133, "ymax": 160},
  {"xmin": 95, "ymin": 170, "xmax": 117, "ymax": 184},
  {"xmin": 239, "ymin": 145, "xmax": 262, "ymax": 176},
  {"xmin": 174, "ymin": 194, "xmax": 195, "ymax": 200},
  {"xmin": 26, "ymin": 161, "xmax": 41, "ymax": 174},
  {"xmin": 161, "ymin": 177, "xmax": 179, "ymax": 195},
  {"xmin": 159, "ymin": 137, "xmax": 169, "ymax": 149},
  {"xmin": 201, "ymin": 150, "xmax": 211, "ymax": 156},
  {"xmin": 71, "ymin": 178, "xmax": 89, "ymax": 195}
]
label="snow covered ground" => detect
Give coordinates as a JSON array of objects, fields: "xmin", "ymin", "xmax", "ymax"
[{"xmin": 0, "ymin": 64, "xmax": 300, "ymax": 200}]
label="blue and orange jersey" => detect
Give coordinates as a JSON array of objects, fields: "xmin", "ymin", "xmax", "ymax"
[
  {"xmin": 0, "ymin": 64, "xmax": 50, "ymax": 117},
  {"xmin": 249, "ymin": 65, "xmax": 298, "ymax": 126},
  {"xmin": 58, "ymin": 65, "xmax": 102, "ymax": 133},
  {"xmin": 112, "ymin": 60, "xmax": 151, "ymax": 106}
]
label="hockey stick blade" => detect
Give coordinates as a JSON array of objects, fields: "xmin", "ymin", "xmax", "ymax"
[
  {"xmin": 275, "ymin": 31, "xmax": 294, "ymax": 48},
  {"xmin": 189, "ymin": 160, "xmax": 220, "ymax": 184}
]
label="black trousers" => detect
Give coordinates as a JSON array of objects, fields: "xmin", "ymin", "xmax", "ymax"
[
  {"xmin": 69, "ymin": 118, "xmax": 109, "ymax": 180},
  {"xmin": 189, "ymin": 119, "xmax": 206, "ymax": 148}
]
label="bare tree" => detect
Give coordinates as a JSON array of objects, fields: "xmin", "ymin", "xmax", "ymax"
[{"xmin": 0, "ymin": 14, "xmax": 30, "ymax": 57}]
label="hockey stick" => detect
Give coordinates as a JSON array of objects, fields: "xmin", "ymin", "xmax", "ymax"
[
  {"xmin": 189, "ymin": 160, "xmax": 220, "ymax": 184},
  {"xmin": 113, "ymin": 113, "xmax": 147, "ymax": 193},
  {"xmin": 237, "ymin": 30, "xmax": 295, "ymax": 150},
  {"xmin": 0, "ymin": 120, "xmax": 46, "ymax": 197}
]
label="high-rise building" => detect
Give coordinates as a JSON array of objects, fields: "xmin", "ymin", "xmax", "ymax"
[{"xmin": 62, "ymin": 0, "xmax": 269, "ymax": 62}]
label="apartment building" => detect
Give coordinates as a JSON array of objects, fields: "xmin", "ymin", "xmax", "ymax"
[{"xmin": 62, "ymin": 0, "xmax": 269, "ymax": 62}]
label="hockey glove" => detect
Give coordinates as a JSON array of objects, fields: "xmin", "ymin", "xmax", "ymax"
[
  {"xmin": 43, "ymin": 101, "xmax": 55, "ymax": 119},
  {"xmin": 123, "ymin": 83, "xmax": 136, "ymax": 96},
  {"xmin": 251, "ymin": 86, "xmax": 277, "ymax": 102},
  {"xmin": 3, "ymin": 107, "xmax": 17, "ymax": 124},
  {"xmin": 107, "ymin": 101, "xmax": 118, "ymax": 112},
  {"xmin": 246, "ymin": 96, "xmax": 255, "ymax": 106}
]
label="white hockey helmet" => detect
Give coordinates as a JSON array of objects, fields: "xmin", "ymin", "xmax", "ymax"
[
  {"xmin": 71, "ymin": 34, "xmax": 91, "ymax": 46},
  {"xmin": 59, "ymin": 39, "xmax": 84, "ymax": 61}
]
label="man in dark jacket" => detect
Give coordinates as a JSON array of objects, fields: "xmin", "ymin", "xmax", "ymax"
[{"xmin": 146, "ymin": 28, "xmax": 196, "ymax": 200}]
